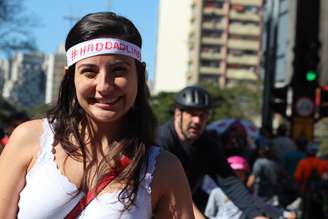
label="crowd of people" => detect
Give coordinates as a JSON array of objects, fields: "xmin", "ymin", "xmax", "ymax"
[{"xmin": 0, "ymin": 11, "xmax": 327, "ymax": 219}]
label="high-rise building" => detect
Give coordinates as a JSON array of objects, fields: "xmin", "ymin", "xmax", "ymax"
[
  {"xmin": 2, "ymin": 52, "xmax": 45, "ymax": 108},
  {"xmin": 188, "ymin": 0, "xmax": 263, "ymax": 88},
  {"xmin": 320, "ymin": 0, "xmax": 328, "ymax": 86},
  {"xmin": 0, "ymin": 59, "xmax": 9, "ymax": 94},
  {"xmin": 153, "ymin": 0, "xmax": 191, "ymax": 93},
  {"xmin": 44, "ymin": 44, "xmax": 66, "ymax": 104}
]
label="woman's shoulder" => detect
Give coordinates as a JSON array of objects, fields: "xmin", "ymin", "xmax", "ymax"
[
  {"xmin": 0, "ymin": 119, "xmax": 45, "ymax": 170},
  {"xmin": 4, "ymin": 119, "xmax": 45, "ymax": 156},
  {"xmin": 153, "ymin": 149, "xmax": 185, "ymax": 187},
  {"xmin": 10, "ymin": 119, "xmax": 44, "ymax": 143}
]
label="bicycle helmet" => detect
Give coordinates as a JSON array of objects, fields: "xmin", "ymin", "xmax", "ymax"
[
  {"xmin": 227, "ymin": 156, "xmax": 250, "ymax": 172},
  {"xmin": 175, "ymin": 86, "xmax": 212, "ymax": 110}
]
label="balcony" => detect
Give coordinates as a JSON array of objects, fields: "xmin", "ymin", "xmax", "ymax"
[
  {"xmin": 227, "ymin": 54, "xmax": 258, "ymax": 65},
  {"xmin": 229, "ymin": 24, "xmax": 261, "ymax": 35},
  {"xmin": 202, "ymin": 36, "xmax": 225, "ymax": 45},
  {"xmin": 230, "ymin": 0, "xmax": 262, "ymax": 6},
  {"xmin": 203, "ymin": 7, "xmax": 225, "ymax": 16},
  {"xmin": 200, "ymin": 65, "xmax": 224, "ymax": 75},
  {"xmin": 229, "ymin": 11, "xmax": 261, "ymax": 22},
  {"xmin": 226, "ymin": 68, "xmax": 257, "ymax": 80},
  {"xmin": 202, "ymin": 21, "xmax": 226, "ymax": 30},
  {"xmin": 228, "ymin": 39, "xmax": 259, "ymax": 50},
  {"xmin": 201, "ymin": 51, "xmax": 225, "ymax": 60}
]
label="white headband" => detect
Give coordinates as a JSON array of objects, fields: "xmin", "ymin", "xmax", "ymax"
[{"xmin": 66, "ymin": 38, "xmax": 142, "ymax": 67}]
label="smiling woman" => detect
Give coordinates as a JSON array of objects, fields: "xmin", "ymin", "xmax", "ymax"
[
  {"xmin": 0, "ymin": 11, "xmax": 194, "ymax": 219},
  {"xmin": 74, "ymin": 55, "xmax": 138, "ymax": 125}
]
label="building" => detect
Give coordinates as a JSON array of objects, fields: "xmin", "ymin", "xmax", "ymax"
[
  {"xmin": 320, "ymin": 0, "xmax": 328, "ymax": 86},
  {"xmin": 153, "ymin": 0, "xmax": 191, "ymax": 93},
  {"xmin": 2, "ymin": 52, "xmax": 45, "ymax": 108},
  {"xmin": 188, "ymin": 0, "xmax": 264, "ymax": 88},
  {"xmin": 44, "ymin": 44, "xmax": 66, "ymax": 104},
  {"xmin": 0, "ymin": 59, "xmax": 10, "ymax": 94}
]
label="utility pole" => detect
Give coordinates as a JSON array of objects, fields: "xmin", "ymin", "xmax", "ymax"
[
  {"xmin": 107, "ymin": 0, "xmax": 112, "ymax": 10},
  {"xmin": 261, "ymin": 0, "xmax": 280, "ymax": 134}
]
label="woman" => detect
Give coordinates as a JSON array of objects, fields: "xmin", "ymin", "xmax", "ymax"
[
  {"xmin": 0, "ymin": 12, "xmax": 194, "ymax": 219},
  {"xmin": 205, "ymin": 156, "xmax": 295, "ymax": 219}
]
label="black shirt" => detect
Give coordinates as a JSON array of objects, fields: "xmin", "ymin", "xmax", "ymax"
[
  {"xmin": 156, "ymin": 120, "xmax": 233, "ymax": 191},
  {"xmin": 156, "ymin": 120, "xmax": 282, "ymax": 219}
]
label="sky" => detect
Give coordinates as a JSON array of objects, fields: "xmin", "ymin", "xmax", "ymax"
[{"xmin": 24, "ymin": 0, "xmax": 159, "ymax": 80}]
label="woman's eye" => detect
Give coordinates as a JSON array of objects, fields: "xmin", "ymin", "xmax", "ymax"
[
  {"xmin": 112, "ymin": 66, "xmax": 127, "ymax": 76},
  {"xmin": 81, "ymin": 69, "xmax": 97, "ymax": 78}
]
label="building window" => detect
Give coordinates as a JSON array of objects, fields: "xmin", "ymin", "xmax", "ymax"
[
  {"xmin": 199, "ymin": 74, "xmax": 220, "ymax": 82},
  {"xmin": 202, "ymin": 29, "xmax": 224, "ymax": 38},
  {"xmin": 201, "ymin": 60, "xmax": 221, "ymax": 68},
  {"xmin": 229, "ymin": 34, "xmax": 260, "ymax": 41},
  {"xmin": 204, "ymin": 0, "xmax": 224, "ymax": 8},
  {"xmin": 201, "ymin": 45, "xmax": 222, "ymax": 53}
]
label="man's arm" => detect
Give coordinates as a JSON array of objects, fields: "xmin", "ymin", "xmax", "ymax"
[
  {"xmin": 205, "ymin": 135, "xmax": 266, "ymax": 218},
  {"xmin": 215, "ymin": 175, "xmax": 264, "ymax": 218}
]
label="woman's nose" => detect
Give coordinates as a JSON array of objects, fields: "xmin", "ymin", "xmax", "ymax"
[{"xmin": 96, "ymin": 70, "xmax": 114, "ymax": 93}]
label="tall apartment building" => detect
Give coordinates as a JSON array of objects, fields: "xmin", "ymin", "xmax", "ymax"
[
  {"xmin": 0, "ymin": 59, "xmax": 9, "ymax": 94},
  {"xmin": 2, "ymin": 52, "xmax": 45, "ymax": 108},
  {"xmin": 188, "ymin": 0, "xmax": 263, "ymax": 88},
  {"xmin": 44, "ymin": 44, "xmax": 66, "ymax": 104},
  {"xmin": 153, "ymin": 0, "xmax": 191, "ymax": 93}
]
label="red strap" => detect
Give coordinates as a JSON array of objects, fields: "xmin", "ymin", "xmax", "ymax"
[{"xmin": 65, "ymin": 156, "xmax": 130, "ymax": 219}]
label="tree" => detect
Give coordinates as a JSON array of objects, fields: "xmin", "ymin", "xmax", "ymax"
[
  {"xmin": 25, "ymin": 103, "xmax": 52, "ymax": 119},
  {"xmin": 150, "ymin": 91, "xmax": 175, "ymax": 124},
  {"xmin": 0, "ymin": 96, "xmax": 20, "ymax": 123},
  {"xmin": 150, "ymin": 81, "xmax": 262, "ymax": 125},
  {"xmin": 0, "ymin": 0, "xmax": 37, "ymax": 56},
  {"xmin": 200, "ymin": 81, "xmax": 261, "ymax": 123}
]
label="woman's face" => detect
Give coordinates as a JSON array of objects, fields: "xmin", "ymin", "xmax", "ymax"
[{"xmin": 74, "ymin": 54, "xmax": 138, "ymax": 124}]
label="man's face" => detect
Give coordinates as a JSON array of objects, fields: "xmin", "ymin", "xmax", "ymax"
[{"xmin": 175, "ymin": 108, "xmax": 210, "ymax": 143}]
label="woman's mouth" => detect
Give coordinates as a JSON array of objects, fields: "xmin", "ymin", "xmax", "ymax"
[{"xmin": 91, "ymin": 96, "xmax": 121, "ymax": 108}]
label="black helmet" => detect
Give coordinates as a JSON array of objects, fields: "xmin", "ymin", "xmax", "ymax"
[{"xmin": 175, "ymin": 86, "xmax": 212, "ymax": 110}]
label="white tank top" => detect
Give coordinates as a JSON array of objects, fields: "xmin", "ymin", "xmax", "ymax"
[{"xmin": 17, "ymin": 119, "xmax": 160, "ymax": 219}]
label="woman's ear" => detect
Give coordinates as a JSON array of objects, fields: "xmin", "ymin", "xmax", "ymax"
[{"xmin": 64, "ymin": 66, "xmax": 69, "ymax": 74}]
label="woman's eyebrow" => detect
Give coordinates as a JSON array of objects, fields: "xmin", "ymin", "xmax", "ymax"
[
  {"xmin": 109, "ymin": 59, "xmax": 133, "ymax": 66},
  {"xmin": 77, "ymin": 63, "xmax": 98, "ymax": 71}
]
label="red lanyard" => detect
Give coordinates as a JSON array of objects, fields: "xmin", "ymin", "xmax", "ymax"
[{"xmin": 65, "ymin": 156, "xmax": 130, "ymax": 219}]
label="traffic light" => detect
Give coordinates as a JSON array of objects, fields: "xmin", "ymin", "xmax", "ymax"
[
  {"xmin": 304, "ymin": 41, "xmax": 320, "ymax": 87},
  {"xmin": 319, "ymin": 85, "xmax": 328, "ymax": 118},
  {"xmin": 306, "ymin": 70, "xmax": 318, "ymax": 82},
  {"xmin": 292, "ymin": 0, "xmax": 320, "ymax": 90},
  {"xmin": 270, "ymin": 85, "xmax": 288, "ymax": 117},
  {"xmin": 292, "ymin": 0, "xmax": 320, "ymax": 119}
]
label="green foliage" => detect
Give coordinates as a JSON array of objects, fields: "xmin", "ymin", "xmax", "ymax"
[
  {"xmin": 25, "ymin": 103, "xmax": 53, "ymax": 119},
  {"xmin": 315, "ymin": 118, "xmax": 328, "ymax": 156},
  {"xmin": 0, "ymin": 96, "xmax": 18, "ymax": 122},
  {"xmin": 150, "ymin": 91, "xmax": 175, "ymax": 125},
  {"xmin": 150, "ymin": 81, "xmax": 262, "ymax": 125},
  {"xmin": 200, "ymin": 81, "xmax": 261, "ymax": 123}
]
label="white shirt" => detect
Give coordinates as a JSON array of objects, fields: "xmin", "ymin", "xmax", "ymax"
[{"xmin": 18, "ymin": 119, "xmax": 160, "ymax": 219}]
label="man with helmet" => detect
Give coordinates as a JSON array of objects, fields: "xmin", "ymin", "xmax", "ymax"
[{"xmin": 156, "ymin": 86, "xmax": 293, "ymax": 219}]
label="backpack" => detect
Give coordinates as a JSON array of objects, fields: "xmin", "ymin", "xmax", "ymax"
[
  {"xmin": 305, "ymin": 169, "xmax": 322, "ymax": 201},
  {"xmin": 276, "ymin": 167, "xmax": 300, "ymax": 207}
]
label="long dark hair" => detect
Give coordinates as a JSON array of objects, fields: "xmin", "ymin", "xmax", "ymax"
[{"xmin": 46, "ymin": 12, "xmax": 157, "ymax": 209}]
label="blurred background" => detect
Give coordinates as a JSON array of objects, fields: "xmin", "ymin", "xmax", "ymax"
[{"xmin": 1, "ymin": 0, "xmax": 328, "ymax": 155}]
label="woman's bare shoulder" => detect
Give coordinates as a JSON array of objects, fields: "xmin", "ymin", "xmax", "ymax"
[
  {"xmin": 1, "ymin": 119, "xmax": 45, "ymax": 162},
  {"xmin": 9, "ymin": 119, "xmax": 44, "ymax": 145},
  {"xmin": 153, "ymin": 150, "xmax": 186, "ymax": 187}
]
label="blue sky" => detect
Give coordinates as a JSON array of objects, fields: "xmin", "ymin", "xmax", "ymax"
[{"xmin": 24, "ymin": 0, "xmax": 159, "ymax": 80}]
